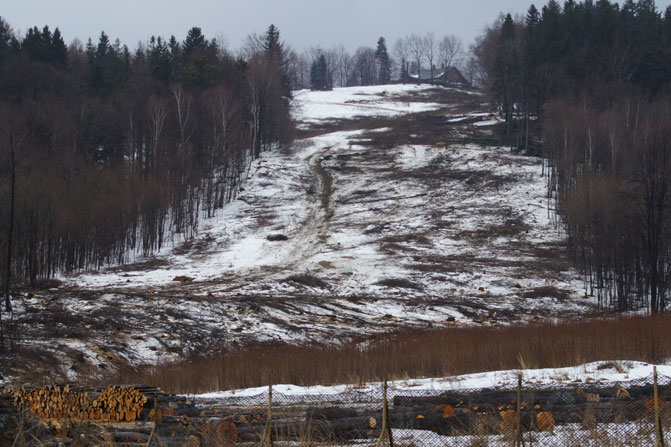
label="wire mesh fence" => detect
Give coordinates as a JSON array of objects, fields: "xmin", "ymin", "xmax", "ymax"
[
  {"xmin": 1, "ymin": 369, "xmax": 669, "ymax": 446},
  {"xmin": 188, "ymin": 369, "xmax": 671, "ymax": 447}
]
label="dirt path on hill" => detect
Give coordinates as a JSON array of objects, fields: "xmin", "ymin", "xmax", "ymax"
[{"xmin": 1, "ymin": 86, "xmax": 597, "ymax": 385}]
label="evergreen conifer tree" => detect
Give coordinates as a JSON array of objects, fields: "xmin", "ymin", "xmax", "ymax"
[
  {"xmin": 262, "ymin": 24, "xmax": 292, "ymax": 96},
  {"xmin": 51, "ymin": 28, "xmax": 68, "ymax": 66},
  {"xmin": 168, "ymin": 36, "xmax": 181, "ymax": 81},
  {"xmin": 263, "ymin": 24, "xmax": 281, "ymax": 56},
  {"xmin": 493, "ymin": 14, "xmax": 519, "ymax": 137},
  {"xmin": 310, "ymin": 53, "xmax": 329, "ymax": 90},
  {"xmin": 183, "ymin": 27, "xmax": 206, "ymax": 59},
  {"xmin": 375, "ymin": 37, "xmax": 391, "ymax": 84},
  {"xmin": 0, "ymin": 17, "xmax": 11, "ymax": 60}
]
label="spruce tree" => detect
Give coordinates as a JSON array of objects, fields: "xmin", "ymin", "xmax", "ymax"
[
  {"xmin": 493, "ymin": 14, "xmax": 518, "ymax": 137},
  {"xmin": 664, "ymin": 6, "xmax": 671, "ymax": 40},
  {"xmin": 148, "ymin": 36, "xmax": 171, "ymax": 83},
  {"xmin": 375, "ymin": 37, "xmax": 391, "ymax": 85},
  {"xmin": 262, "ymin": 24, "xmax": 292, "ymax": 97},
  {"xmin": 524, "ymin": 5, "xmax": 541, "ymax": 108},
  {"xmin": 51, "ymin": 28, "xmax": 68, "ymax": 66},
  {"xmin": 263, "ymin": 24, "xmax": 281, "ymax": 56},
  {"xmin": 310, "ymin": 53, "xmax": 329, "ymax": 90},
  {"xmin": 168, "ymin": 35, "xmax": 181, "ymax": 81},
  {"xmin": 22, "ymin": 26, "xmax": 46, "ymax": 62},
  {"xmin": 183, "ymin": 27, "xmax": 206, "ymax": 59},
  {"xmin": 0, "ymin": 17, "xmax": 11, "ymax": 59}
]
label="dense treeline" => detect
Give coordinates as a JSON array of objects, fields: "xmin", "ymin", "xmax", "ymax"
[
  {"xmin": 473, "ymin": 0, "xmax": 671, "ymax": 312},
  {"xmin": 545, "ymin": 97, "xmax": 671, "ymax": 312},
  {"xmin": 0, "ymin": 19, "xmax": 293, "ymax": 307},
  {"xmin": 474, "ymin": 0, "xmax": 671, "ymax": 118}
]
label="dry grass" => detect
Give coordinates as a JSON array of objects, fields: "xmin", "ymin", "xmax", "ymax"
[
  {"xmin": 376, "ymin": 278, "xmax": 424, "ymax": 290},
  {"xmin": 103, "ymin": 257, "xmax": 170, "ymax": 272},
  {"xmin": 522, "ymin": 286, "xmax": 572, "ymax": 301},
  {"xmin": 111, "ymin": 315, "xmax": 671, "ymax": 394},
  {"xmin": 380, "ymin": 233, "xmax": 433, "ymax": 247},
  {"xmin": 283, "ymin": 274, "xmax": 330, "ymax": 289},
  {"xmin": 458, "ymin": 219, "xmax": 533, "ymax": 241}
]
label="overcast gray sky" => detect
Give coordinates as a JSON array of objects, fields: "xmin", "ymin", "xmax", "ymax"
[{"xmin": 4, "ymin": 0, "xmax": 671, "ymax": 53}]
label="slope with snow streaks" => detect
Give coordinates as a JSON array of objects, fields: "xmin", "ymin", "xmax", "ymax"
[{"xmin": 5, "ymin": 85, "xmax": 592, "ymax": 382}]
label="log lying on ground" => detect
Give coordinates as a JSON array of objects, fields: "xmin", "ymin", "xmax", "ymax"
[{"xmin": 390, "ymin": 383, "xmax": 671, "ymax": 434}]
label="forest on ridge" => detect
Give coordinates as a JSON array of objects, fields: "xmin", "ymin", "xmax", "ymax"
[
  {"xmin": 2, "ymin": 0, "xmax": 671, "ymax": 319},
  {"xmin": 0, "ymin": 22, "xmax": 294, "ymax": 308},
  {"xmin": 472, "ymin": 0, "xmax": 671, "ymax": 313}
]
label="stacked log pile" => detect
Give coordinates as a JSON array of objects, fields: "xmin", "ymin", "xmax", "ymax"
[
  {"xmin": 5, "ymin": 385, "xmax": 149, "ymax": 422},
  {"xmin": 1, "ymin": 385, "xmax": 215, "ymax": 445}
]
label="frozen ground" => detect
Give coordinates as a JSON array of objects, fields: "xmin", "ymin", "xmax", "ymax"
[
  {"xmin": 197, "ymin": 361, "xmax": 671, "ymax": 398},
  {"xmin": 2, "ymin": 84, "xmax": 594, "ymax": 383},
  {"xmin": 292, "ymin": 84, "xmax": 448, "ymax": 126}
]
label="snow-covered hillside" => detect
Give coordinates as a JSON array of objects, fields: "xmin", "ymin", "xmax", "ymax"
[{"xmin": 5, "ymin": 84, "xmax": 594, "ymax": 382}]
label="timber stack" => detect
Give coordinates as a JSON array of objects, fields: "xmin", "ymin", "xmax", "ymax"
[
  {"xmin": 1, "ymin": 384, "xmax": 207, "ymax": 445},
  {"xmin": 6, "ymin": 384, "xmax": 149, "ymax": 422}
]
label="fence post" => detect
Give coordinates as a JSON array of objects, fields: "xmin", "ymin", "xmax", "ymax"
[
  {"xmin": 654, "ymin": 367, "xmax": 665, "ymax": 447},
  {"xmin": 145, "ymin": 392, "xmax": 158, "ymax": 447},
  {"xmin": 376, "ymin": 380, "xmax": 393, "ymax": 447},
  {"xmin": 516, "ymin": 373, "xmax": 523, "ymax": 447},
  {"xmin": 266, "ymin": 385, "xmax": 274, "ymax": 447},
  {"xmin": 385, "ymin": 380, "xmax": 394, "ymax": 447}
]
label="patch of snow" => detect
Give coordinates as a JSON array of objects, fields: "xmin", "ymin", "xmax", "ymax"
[
  {"xmin": 292, "ymin": 85, "xmax": 446, "ymax": 123},
  {"xmin": 473, "ymin": 118, "xmax": 503, "ymax": 127},
  {"xmin": 194, "ymin": 361, "xmax": 671, "ymax": 397}
]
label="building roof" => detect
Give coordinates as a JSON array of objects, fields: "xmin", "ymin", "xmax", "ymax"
[
  {"xmin": 410, "ymin": 68, "xmax": 447, "ymax": 81},
  {"xmin": 407, "ymin": 66, "xmax": 470, "ymax": 86}
]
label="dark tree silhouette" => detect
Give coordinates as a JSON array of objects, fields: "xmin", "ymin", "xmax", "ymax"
[
  {"xmin": 375, "ymin": 37, "xmax": 391, "ymax": 85},
  {"xmin": 0, "ymin": 17, "xmax": 294, "ymax": 325}
]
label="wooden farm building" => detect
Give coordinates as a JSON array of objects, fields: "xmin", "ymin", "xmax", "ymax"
[{"xmin": 409, "ymin": 65, "xmax": 470, "ymax": 87}]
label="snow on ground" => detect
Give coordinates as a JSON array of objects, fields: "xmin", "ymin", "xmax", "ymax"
[
  {"xmin": 191, "ymin": 361, "xmax": 671, "ymax": 446},
  {"xmin": 292, "ymin": 84, "xmax": 447, "ymax": 125},
  {"xmin": 196, "ymin": 361, "xmax": 670, "ymax": 398},
  {"xmin": 68, "ymin": 137, "xmax": 327, "ymax": 288},
  {"xmin": 7, "ymin": 84, "xmax": 594, "ymax": 381}
]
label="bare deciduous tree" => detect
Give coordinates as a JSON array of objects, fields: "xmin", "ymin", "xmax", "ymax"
[
  {"xmin": 423, "ymin": 32, "xmax": 436, "ymax": 84},
  {"xmin": 290, "ymin": 53, "xmax": 311, "ymax": 90},
  {"xmin": 322, "ymin": 48, "xmax": 338, "ymax": 89},
  {"xmin": 470, "ymin": 14, "xmax": 506, "ymax": 92},
  {"xmin": 333, "ymin": 43, "xmax": 351, "ymax": 87},
  {"xmin": 240, "ymin": 32, "xmax": 264, "ymax": 60},
  {"xmin": 439, "ymin": 35, "xmax": 464, "ymax": 69},
  {"xmin": 392, "ymin": 38, "xmax": 409, "ymax": 82},
  {"xmin": 407, "ymin": 33, "xmax": 425, "ymax": 83},
  {"xmin": 352, "ymin": 47, "xmax": 376, "ymax": 86},
  {"xmin": 147, "ymin": 96, "xmax": 169, "ymax": 176},
  {"xmin": 171, "ymin": 84, "xmax": 193, "ymax": 154}
]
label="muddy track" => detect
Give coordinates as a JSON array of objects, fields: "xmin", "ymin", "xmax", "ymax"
[{"xmin": 313, "ymin": 153, "xmax": 333, "ymax": 215}]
